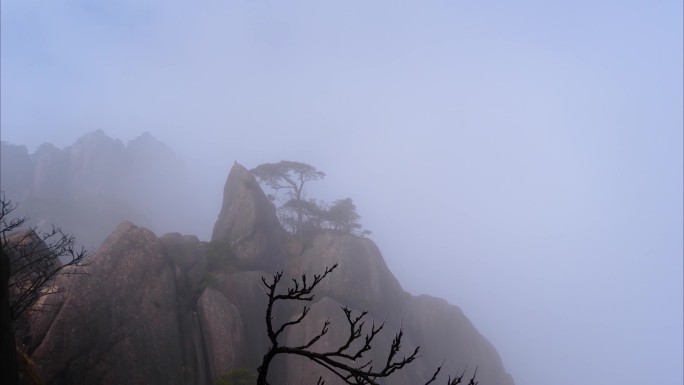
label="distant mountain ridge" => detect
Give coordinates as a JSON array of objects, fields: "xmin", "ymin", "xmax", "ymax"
[
  {"xmin": 10, "ymin": 162, "xmax": 516, "ymax": 385},
  {"xmin": 1, "ymin": 130, "xmax": 202, "ymax": 248}
]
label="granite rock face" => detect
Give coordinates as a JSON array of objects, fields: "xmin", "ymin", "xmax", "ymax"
[
  {"xmin": 28, "ymin": 222, "xmax": 185, "ymax": 385},
  {"xmin": 215, "ymin": 271, "xmax": 271, "ymax": 370},
  {"xmin": 14, "ymin": 162, "xmax": 516, "ymax": 385},
  {"xmin": 286, "ymin": 231, "xmax": 408, "ymax": 317},
  {"xmin": 197, "ymin": 288, "xmax": 246, "ymax": 381},
  {"xmin": 211, "ymin": 163, "xmax": 285, "ymax": 271},
  {"xmin": 400, "ymin": 295, "xmax": 516, "ymax": 385}
]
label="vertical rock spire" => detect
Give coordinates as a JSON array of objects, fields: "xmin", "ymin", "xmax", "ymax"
[{"xmin": 211, "ymin": 162, "xmax": 285, "ymax": 271}]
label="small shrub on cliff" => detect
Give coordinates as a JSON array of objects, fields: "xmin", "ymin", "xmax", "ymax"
[{"xmin": 215, "ymin": 368, "xmax": 257, "ymax": 385}]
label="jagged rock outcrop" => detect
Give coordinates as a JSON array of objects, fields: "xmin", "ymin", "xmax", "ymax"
[
  {"xmin": 68, "ymin": 130, "xmax": 127, "ymax": 196},
  {"xmin": 10, "ymin": 159, "xmax": 516, "ymax": 385},
  {"xmin": 211, "ymin": 163, "xmax": 285, "ymax": 271},
  {"xmin": 0, "ymin": 131, "xmax": 202, "ymax": 249},
  {"xmin": 28, "ymin": 222, "xmax": 185, "ymax": 385}
]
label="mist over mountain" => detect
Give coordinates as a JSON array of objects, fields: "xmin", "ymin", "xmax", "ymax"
[
  {"xmin": 1, "ymin": 130, "xmax": 208, "ymax": 248},
  {"xmin": 2, "ymin": 2, "xmax": 681, "ymax": 384},
  {"xmin": 4, "ymin": 158, "xmax": 515, "ymax": 385}
]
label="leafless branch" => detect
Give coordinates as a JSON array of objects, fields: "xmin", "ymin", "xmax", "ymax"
[
  {"xmin": 256, "ymin": 263, "xmax": 476, "ymax": 385},
  {"xmin": 1, "ymin": 194, "xmax": 90, "ymax": 320}
]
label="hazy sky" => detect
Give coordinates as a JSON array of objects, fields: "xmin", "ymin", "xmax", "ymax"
[{"xmin": 2, "ymin": 1, "xmax": 682, "ymax": 385}]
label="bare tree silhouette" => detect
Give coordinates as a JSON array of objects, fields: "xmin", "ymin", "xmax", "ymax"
[
  {"xmin": 1, "ymin": 195, "xmax": 89, "ymax": 320},
  {"xmin": 256, "ymin": 263, "xmax": 477, "ymax": 385}
]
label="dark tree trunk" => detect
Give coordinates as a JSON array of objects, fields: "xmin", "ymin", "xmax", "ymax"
[
  {"xmin": 0, "ymin": 251, "xmax": 20, "ymax": 385},
  {"xmin": 257, "ymin": 350, "xmax": 276, "ymax": 385}
]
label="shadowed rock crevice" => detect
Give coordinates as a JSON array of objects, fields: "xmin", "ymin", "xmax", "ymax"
[{"xmin": 197, "ymin": 288, "xmax": 246, "ymax": 381}]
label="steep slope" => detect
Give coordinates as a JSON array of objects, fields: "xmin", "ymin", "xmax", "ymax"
[
  {"xmin": 210, "ymin": 163, "xmax": 515, "ymax": 385},
  {"xmin": 401, "ymin": 295, "xmax": 515, "ymax": 385},
  {"xmin": 16, "ymin": 161, "xmax": 515, "ymax": 385},
  {"xmin": 276, "ymin": 233, "xmax": 514, "ymax": 385}
]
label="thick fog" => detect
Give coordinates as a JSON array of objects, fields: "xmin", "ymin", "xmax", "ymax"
[{"xmin": 2, "ymin": 1, "xmax": 682, "ymax": 385}]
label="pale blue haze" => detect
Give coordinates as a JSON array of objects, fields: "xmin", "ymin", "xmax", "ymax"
[{"xmin": 2, "ymin": 1, "xmax": 682, "ymax": 385}]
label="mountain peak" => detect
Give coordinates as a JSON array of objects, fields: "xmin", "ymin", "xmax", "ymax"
[{"xmin": 211, "ymin": 162, "xmax": 286, "ymax": 271}]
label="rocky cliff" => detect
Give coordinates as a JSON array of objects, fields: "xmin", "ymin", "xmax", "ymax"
[
  {"xmin": 0, "ymin": 131, "xmax": 201, "ymax": 249},
  {"xmin": 14, "ymin": 162, "xmax": 515, "ymax": 385}
]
